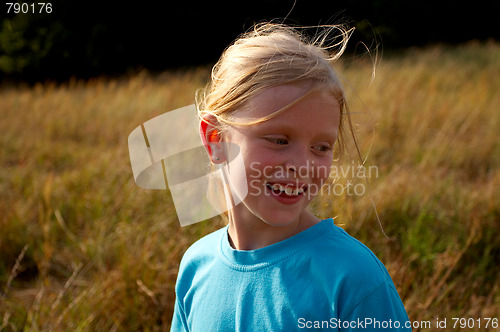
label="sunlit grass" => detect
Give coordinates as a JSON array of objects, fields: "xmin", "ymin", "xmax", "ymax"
[{"xmin": 1, "ymin": 43, "xmax": 499, "ymax": 331}]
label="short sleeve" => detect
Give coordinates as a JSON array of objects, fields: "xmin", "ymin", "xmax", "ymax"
[
  {"xmin": 170, "ymin": 297, "xmax": 189, "ymax": 332},
  {"xmin": 341, "ymin": 281, "xmax": 411, "ymax": 331}
]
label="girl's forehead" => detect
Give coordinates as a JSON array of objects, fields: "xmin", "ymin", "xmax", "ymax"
[
  {"xmin": 234, "ymin": 83, "xmax": 338, "ymax": 122},
  {"xmin": 252, "ymin": 84, "xmax": 311, "ymax": 112}
]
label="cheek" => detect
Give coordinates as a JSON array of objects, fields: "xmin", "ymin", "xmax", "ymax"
[
  {"xmin": 244, "ymin": 159, "xmax": 271, "ymax": 190},
  {"xmin": 226, "ymin": 146, "xmax": 273, "ymax": 192},
  {"xmin": 242, "ymin": 146, "xmax": 276, "ymax": 178}
]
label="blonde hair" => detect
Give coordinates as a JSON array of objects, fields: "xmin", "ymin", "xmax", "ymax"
[
  {"xmin": 197, "ymin": 22, "xmax": 362, "ymax": 217},
  {"xmin": 197, "ymin": 22, "xmax": 358, "ymax": 157}
]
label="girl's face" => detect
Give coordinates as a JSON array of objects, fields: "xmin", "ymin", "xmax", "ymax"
[{"xmin": 222, "ymin": 83, "xmax": 341, "ymax": 228}]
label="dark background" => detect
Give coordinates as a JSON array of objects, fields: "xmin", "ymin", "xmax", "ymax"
[{"xmin": 1, "ymin": 0, "xmax": 499, "ymax": 83}]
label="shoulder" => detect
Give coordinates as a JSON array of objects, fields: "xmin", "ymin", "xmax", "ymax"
[
  {"xmin": 306, "ymin": 221, "xmax": 396, "ymax": 301},
  {"xmin": 315, "ymin": 221, "xmax": 391, "ymax": 280},
  {"xmin": 312, "ymin": 221, "xmax": 408, "ymax": 319},
  {"xmin": 175, "ymin": 226, "xmax": 226, "ymax": 292},
  {"xmin": 178, "ymin": 226, "xmax": 225, "ymax": 269}
]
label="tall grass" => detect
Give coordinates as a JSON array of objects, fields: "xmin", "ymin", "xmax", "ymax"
[
  {"xmin": 1, "ymin": 42, "xmax": 499, "ymax": 331},
  {"xmin": 333, "ymin": 42, "xmax": 500, "ymax": 325}
]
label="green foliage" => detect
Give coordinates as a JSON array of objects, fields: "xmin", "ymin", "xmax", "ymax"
[
  {"xmin": 0, "ymin": 11, "xmax": 67, "ymax": 75},
  {"xmin": 1, "ymin": 0, "xmax": 499, "ymax": 82}
]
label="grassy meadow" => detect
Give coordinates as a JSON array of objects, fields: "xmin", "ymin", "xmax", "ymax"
[{"xmin": 1, "ymin": 42, "xmax": 499, "ymax": 331}]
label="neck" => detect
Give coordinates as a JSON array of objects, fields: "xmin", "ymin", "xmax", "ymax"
[{"xmin": 227, "ymin": 208, "xmax": 319, "ymax": 250}]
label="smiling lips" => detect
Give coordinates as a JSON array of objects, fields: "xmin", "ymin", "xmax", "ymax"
[{"xmin": 266, "ymin": 182, "xmax": 307, "ymax": 196}]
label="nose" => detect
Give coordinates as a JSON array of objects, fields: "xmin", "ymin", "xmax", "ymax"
[{"xmin": 284, "ymin": 145, "xmax": 312, "ymax": 178}]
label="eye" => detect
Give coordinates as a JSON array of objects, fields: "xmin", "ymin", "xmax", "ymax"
[
  {"xmin": 312, "ymin": 144, "xmax": 332, "ymax": 152},
  {"xmin": 265, "ymin": 136, "xmax": 288, "ymax": 146}
]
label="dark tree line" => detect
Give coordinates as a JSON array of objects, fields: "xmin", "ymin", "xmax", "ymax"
[{"xmin": 1, "ymin": 0, "xmax": 498, "ymax": 83}]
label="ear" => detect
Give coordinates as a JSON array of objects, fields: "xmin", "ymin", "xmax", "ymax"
[{"xmin": 200, "ymin": 114, "xmax": 226, "ymax": 164}]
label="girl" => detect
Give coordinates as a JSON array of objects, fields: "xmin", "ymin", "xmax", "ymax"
[{"xmin": 171, "ymin": 23, "xmax": 410, "ymax": 331}]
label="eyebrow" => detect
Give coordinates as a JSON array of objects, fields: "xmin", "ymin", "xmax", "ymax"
[{"xmin": 256, "ymin": 123, "xmax": 338, "ymax": 140}]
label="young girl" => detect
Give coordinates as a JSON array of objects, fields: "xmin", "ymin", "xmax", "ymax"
[{"xmin": 171, "ymin": 23, "xmax": 410, "ymax": 331}]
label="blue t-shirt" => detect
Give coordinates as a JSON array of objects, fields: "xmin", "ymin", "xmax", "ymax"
[{"xmin": 171, "ymin": 219, "xmax": 410, "ymax": 331}]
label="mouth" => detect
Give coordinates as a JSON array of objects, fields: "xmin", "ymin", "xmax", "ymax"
[{"xmin": 265, "ymin": 182, "xmax": 307, "ymax": 197}]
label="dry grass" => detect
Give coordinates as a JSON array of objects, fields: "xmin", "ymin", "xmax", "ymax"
[{"xmin": 1, "ymin": 42, "xmax": 499, "ymax": 331}]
